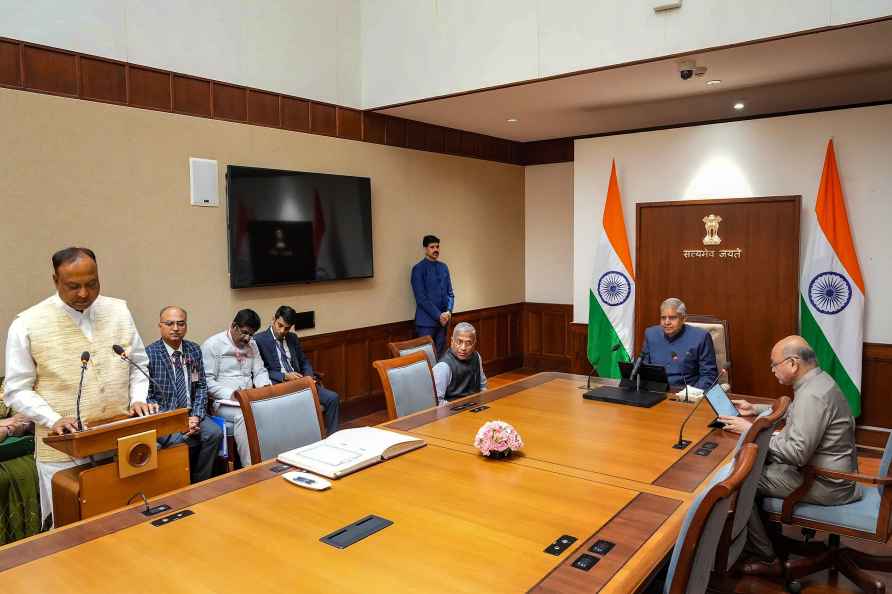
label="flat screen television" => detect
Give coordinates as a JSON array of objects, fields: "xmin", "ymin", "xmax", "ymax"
[{"xmin": 226, "ymin": 166, "xmax": 373, "ymax": 288}]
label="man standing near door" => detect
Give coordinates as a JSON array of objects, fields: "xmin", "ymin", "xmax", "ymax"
[{"xmin": 411, "ymin": 235, "xmax": 454, "ymax": 355}]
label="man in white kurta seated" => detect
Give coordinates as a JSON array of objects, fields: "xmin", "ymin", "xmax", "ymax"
[
  {"xmin": 201, "ymin": 309, "xmax": 271, "ymax": 467},
  {"xmin": 3, "ymin": 247, "xmax": 157, "ymax": 527}
]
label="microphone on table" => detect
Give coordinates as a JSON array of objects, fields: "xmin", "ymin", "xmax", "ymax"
[
  {"xmin": 629, "ymin": 347, "xmax": 648, "ymax": 391},
  {"xmin": 672, "ymin": 369, "xmax": 723, "ymax": 450},
  {"xmin": 587, "ymin": 343, "xmax": 621, "ymax": 390},
  {"xmin": 75, "ymin": 351, "xmax": 90, "ymax": 431},
  {"xmin": 670, "ymin": 350, "xmax": 693, "ymax": 402},
  {"xmin": 112, "ymin": 344, "xmax": 163, "ymax": 394}
]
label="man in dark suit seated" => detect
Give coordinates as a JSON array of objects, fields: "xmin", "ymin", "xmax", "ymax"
[
  {"xmin": 641, "ymin": 297, "xmax": 717, "ymax": 390},
  {"xmin": 255, "ymin": 305, "xmax": 339, "ymax": 435},
  {"xmin": 146, "ymin": 306, "xmax": 222, "ymax": 483}
]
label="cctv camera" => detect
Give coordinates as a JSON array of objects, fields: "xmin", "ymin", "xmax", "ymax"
[{"xmin": 678, "ymin": 60, "xmax": 696, "ymax": 81}]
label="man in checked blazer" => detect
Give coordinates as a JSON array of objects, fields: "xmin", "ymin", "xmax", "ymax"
[
  {"xmin": 255, "ymin": 305, "xmax": 339, "ymax": 435},
  {"xmin": 146, "ymin": 306, "xmax": 222, "ymax": 483}
]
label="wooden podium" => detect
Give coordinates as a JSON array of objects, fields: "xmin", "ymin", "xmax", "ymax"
[{"xmin": 44, "ymin": 410, "xmax": 192, "ymax": 527}]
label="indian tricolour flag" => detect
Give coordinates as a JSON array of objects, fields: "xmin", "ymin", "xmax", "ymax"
[
  {"xmin": 801, "ymin": 139, "xmax": 865, "ymax": 416},
  {"xmin": 587, "ymin": 160, "xmax": 635, "ymax": 378}
]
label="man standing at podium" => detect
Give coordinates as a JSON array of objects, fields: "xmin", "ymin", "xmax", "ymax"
[
  {"xmin": 641, "ymin": 297, "xmax": 717, "ymax": 389},
  {"xmin": 3, "ymin": 247, "xmax": 156, "ymax": 526}
]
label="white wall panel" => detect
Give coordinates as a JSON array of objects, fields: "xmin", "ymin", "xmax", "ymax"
[{"xmin": 571, "ymin": 105, "xmax": 892, "ymax": 342}]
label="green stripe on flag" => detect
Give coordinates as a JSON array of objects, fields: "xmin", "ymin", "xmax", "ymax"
[
  {"xmin": 800, "ymin": 296, "xmax": 861, "ymax": 417},
  {"xmin": 587, "ymin": 291, "xmax": 630, "ymax": 378}
]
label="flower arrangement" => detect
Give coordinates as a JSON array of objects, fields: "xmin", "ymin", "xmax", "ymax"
[{"xmin": 474, "ymin": 420, "xmax": 523, "ymax": 458}]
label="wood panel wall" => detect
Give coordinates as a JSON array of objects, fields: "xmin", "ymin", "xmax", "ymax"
[
  {"xmin": 636, "ymin": 197, "xmax": 801, "ymax": 398},
  {"xmin": 299, "ymin": 304, "xmax": 522, "ymax": 420},
  {"xmin": 0, "ymin": 36, "xmax": 540, "ymax": 166},
  {"xmin": 529, "ymin": 305, "xmax": 892, "ymax": 433}
]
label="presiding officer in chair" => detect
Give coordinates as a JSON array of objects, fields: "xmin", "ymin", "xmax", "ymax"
[
  {"xmin": 641, "ymin": 297, "xmax": 717, "ymax": 389},
  {"xmin": 255, "ymin": 305, "xmax": 339, "ymax": 435}
]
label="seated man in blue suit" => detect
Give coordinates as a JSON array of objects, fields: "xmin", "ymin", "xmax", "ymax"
[
  {"xmin": 146, "ymin": 306, "xmax": 223, "ymax": 483},
  {"xmin": 255, "ymin": 305, "xmax": 339, "ymax": 435},
  {"xmin": 641, "ymin": 297, "xmax": 717, "ymax": 390}
]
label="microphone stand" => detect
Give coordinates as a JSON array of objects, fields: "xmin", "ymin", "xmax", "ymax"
[
  {"xmin": 672, "ymin": 369, "xmax": 723, "ymax": 449},
  {"xmin": 673, "ymin": 396, "xmax": 705, "ymax": 449},
  {"xmin": 116, "ymin": 351, "xmax": 164, "ymax": 393},
  {"xmin": 75, "ymin": 360, "xmax": 88, "ymax": 431}
]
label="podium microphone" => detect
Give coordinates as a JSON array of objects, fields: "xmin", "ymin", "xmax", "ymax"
[
  {"xmin": 588, "ymin": 343, "xmax": 622, "ymax": 390},
  {"xmin": 75, "ymin": 351, "xmax": 90, "ymax": 431},
  {"xmin": 672, "ymin": 370, "xmax": 722, "ymax": 450},
  {"xmin": 112, "ymin": 344, "xmax": 163, "ymax": 393}
]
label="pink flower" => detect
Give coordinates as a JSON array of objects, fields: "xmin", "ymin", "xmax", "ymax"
[{"xmin": 474, "ymin": 420, "xmax": 523, "ymax": 456}]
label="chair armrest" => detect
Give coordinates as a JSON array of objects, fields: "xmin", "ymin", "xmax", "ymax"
[
  {"xmin": 781, "ymin": 466, "xmax": 892, "ymax": 522},
  {"xmin": 813, "ymin": 467, "xmax": 892, "ymax": 486}
]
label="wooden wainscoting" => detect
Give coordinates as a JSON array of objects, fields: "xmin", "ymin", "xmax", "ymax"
[
  {"xmin": 859, "ymin": 343, "xmax": 892, "ymax": 445},
  {"xmin": 522, "ymin": 303, "xmax": 573, "ymax": 371},
  {"xmin": 298, "ymin": 303, "xmax": 523, "ymax": 421},
  {"xmin": 290, "ymin": 302, "xmax": 892, "ymax": 430}
]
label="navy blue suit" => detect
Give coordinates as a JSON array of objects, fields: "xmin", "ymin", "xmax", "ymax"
[
  {"xmin": 642, "ymin": 324, "xmax": 718, "ymax": 390},
  {"xmin": 411, "ymin": 258, "xmax": 454, "ymax": 354},
  {"xmin": 254, "ymin": 328, "xmax": 340, "ymax": 435},
  {"xmin": 146, "ymin": 339, "xmax": 222, "ymax": 483}
]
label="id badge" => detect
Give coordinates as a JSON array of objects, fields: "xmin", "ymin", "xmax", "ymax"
[{"xmin": 191, "ymin": 370, "xmax": 200, "ymax": 383}]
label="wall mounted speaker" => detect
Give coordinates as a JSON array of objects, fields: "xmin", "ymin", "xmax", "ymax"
[{"xmin": 189, "ymin": 157, "xmax": 219, "ymax": 207}]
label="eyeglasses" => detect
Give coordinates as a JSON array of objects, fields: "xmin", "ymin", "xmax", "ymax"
[
  {"xmin": 770, "ymin": 356, "xmax": 799, "ymax": 371},
  {"xmin": 161, "ymin": 321, "xmax": 187, "ymax": 328},
  {"xmin": 234, "ymin": 327, "xmax": 256, "ymax": 338}
]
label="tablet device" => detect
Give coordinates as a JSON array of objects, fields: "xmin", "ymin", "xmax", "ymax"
[{"xmin": 704, "ymin": 383, "xmax": 739, "ymax": 418}]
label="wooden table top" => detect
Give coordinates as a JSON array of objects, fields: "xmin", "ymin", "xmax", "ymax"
[
  {"xmin": 0, "ymin": 372, "xmax": 744, "ymax": 593},
  {"xmin": 385, "ymin": 375, "xmax": 723, "ymax": 485}
]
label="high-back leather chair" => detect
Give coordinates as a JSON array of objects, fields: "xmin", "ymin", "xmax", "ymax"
[
  {"xmin": 234, "ymin": 378, "xmax": 324, "ymax": 465},
  {"xmin": 373, "ymin": 351, "xmax": 438, "ymax": 420},
  {"xmin": 388, "ymin": 336, "xmax": 438, "ymax": 368},
  {"xmin": 711, "ymin": 397, "xmax": 790, "ymax": 587},
  {"xmin": 686, "ymin": 314, "xmax": 731, "ymax": 390}
]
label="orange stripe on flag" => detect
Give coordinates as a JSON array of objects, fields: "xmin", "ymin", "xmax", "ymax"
[
  {"xmin": 815, "ymin": 140, "xmax": 865, "ymax": 293},
  {"xmin": 603, "ymin": 160, "xmax": 635, "ymax": 280}
]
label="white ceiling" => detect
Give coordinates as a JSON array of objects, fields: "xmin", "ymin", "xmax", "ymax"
[{"xmin": 378, "ymin": 20, "xmax": 892, "ymax": 142}]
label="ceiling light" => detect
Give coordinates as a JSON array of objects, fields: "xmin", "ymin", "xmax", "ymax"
[
  {"xmin": 706, "ymin": 79, "xmax": 722, "ymax": 86},
  {"xmin": 506, "ymin": 118, "xmax": 518, "ymax": 123},
  {"xmin": 733, "ymin": 102, "xmax": 745, "ymax": 110}
]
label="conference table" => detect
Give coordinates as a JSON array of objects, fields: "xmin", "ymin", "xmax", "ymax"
[{"xmin": 0, "ymin": 372, "xmax": 745, "ymax": 593}]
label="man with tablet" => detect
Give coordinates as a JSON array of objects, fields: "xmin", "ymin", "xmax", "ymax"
[{"xmin": 717, "ymin": 335, "xmax": 860, "ymax": 576}]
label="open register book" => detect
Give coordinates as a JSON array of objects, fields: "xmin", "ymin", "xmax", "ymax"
[{"xmin": 277, "ymin": 427, "xmax": 426, "ymax": 479}]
